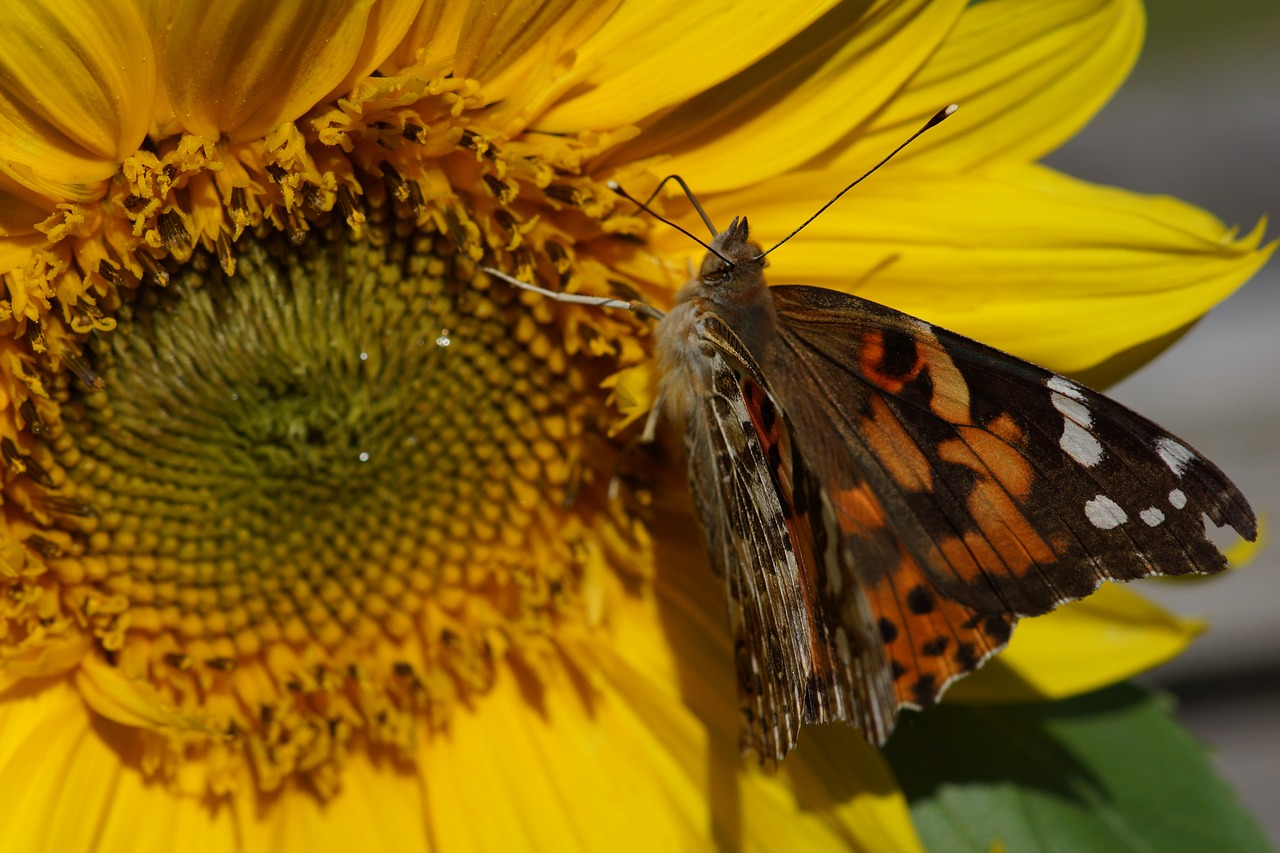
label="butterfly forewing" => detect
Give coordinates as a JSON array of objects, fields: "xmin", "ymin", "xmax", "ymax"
[{"xmin": 763, "ymin": 284, "xmax": 1254, "ymax": 713}]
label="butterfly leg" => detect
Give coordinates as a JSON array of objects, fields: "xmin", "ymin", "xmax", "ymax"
[
  {"xmin": 605, "ymin": 396, "xmax": 667, "ymax": 502},
  {"xmin": 641, "ymin": 388, "xmax": 664, "ymax": 444}
]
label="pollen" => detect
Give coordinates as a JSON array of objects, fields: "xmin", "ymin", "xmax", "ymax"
[{"xmin": 0, "ymin": 69, "xmax": 653, "ymax": 796}]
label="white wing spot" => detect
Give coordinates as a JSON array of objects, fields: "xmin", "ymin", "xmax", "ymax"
[
  {"xmin": 1085, "ymin": 495, "xmax": 1128, "ymax": 530},
  {"xmin": 1047, "ymin": 375, "xmax": 1086, "ymax": 401},
  {"xmin": 1060, "ymin": 419, "xmax": 1104, "ymax": 466},
  {"xmin": 1139, "ymin": 507, "xmax": 1166, "ymax": 527},
  {"xmin": 1051, "ymin": 392, "xmax": 1092, "ymax": 427},
  {"xmin": 1156, "ymin": 437, "xmax": 1195, "ymax": 477},
  {"xmin": 1169, "ymin": 488, "xmax": 1188, "ymax": 509}
]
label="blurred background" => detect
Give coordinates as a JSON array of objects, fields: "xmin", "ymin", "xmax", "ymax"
[{"xmin": 1043, "ymin": 0, "xmax": 1279, "ymax": 840}]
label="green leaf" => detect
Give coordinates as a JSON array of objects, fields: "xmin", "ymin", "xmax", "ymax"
[{"xmin": 883, "ymin": 683, "xmax": 1269, "ymax": 852}]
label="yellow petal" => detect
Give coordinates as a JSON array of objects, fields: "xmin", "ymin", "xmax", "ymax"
[
  {"xmin": 0, "ymin": 170, "xmax": 54, "ymax": 238},
  {"xmin": 0, "ymin": 234, "xmax": 49, "ymax": 277},
  {"xmin": 0, "ymin": 627, "xmax": 88, "ymax": 691},
  {"xmin": 74, "ymin": 653, "xmax": 208, "ymax": 732},
  {"xmin": 769, "ymin": 724, "xmax": 925, "ymax": 853},
  {"xmin": 455, "ymin": 0, "xmax": 619, "ymax": 81},
  {"xmin": 0, "ymin": 679, "xmax": 235, "ymax": 851},
  {"xmin": 671, "ymin": 162, "xmax": 1271, "ymax": 373},
  {"xmin": 604, "ymin": 0, "xmax": 965, "ymax": 193},
  {"xmin": 379, "ymin": 0, "xmax": 472, "ymax": 73},
  {"xmin": 533, "ymin": 0, "xmax": 845, "ymax": 133},
  {"xmin": 251, "ymin": 762, "xmax": 430, "ymax": 853},
  {"xmin": 946, "ymin": 584, "xmax": 1203, "ymax": 704},
  {"xmin": 0, "ymin": 677, "xmax": 432, "ymax": 852},
  {"xmin": 821, "ymin": 0, "xmax": 1144, "ymax": 173},
  {"xmin": 132, "ymin": 0, "xmax": 180, "ymax": 137},
  {"xmin": 424, "ymin": 665, "xmax": 701, "ymax": 850},
  {"xmin": 162, "ymin": 0, "xmax": 381, "ymax": 141},
  {"xmin": 0, "ymin": 0, "xmax": 154, "ymax": 199},
  {"xmin": 322, "ymin": 0, "xmax": 426, "ymax": 101}
]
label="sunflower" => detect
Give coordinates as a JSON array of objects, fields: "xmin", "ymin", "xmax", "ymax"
[{"xmin": 0, "ymin": 0, "xmax": 1269, "ymax": 849}]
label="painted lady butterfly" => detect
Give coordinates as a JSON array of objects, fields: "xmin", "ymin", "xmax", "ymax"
[{"xmin": 482, "ymin": 108, "xmax": 1256, "ymax": 761}]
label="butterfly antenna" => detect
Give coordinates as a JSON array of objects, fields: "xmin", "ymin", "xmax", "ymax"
[
  {"xmin": 606, "ymin": 180, "xmax": 733, "ymax": 264},
  {"xmin": 635, "ymin": 175, "xmax": 720, "ymax": 237},
  {"xmin": 755, "ymin": 103, "xmax": 958, "ymax": 259}
]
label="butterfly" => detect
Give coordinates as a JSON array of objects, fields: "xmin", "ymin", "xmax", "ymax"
[{"xmin": 480, "ymin": 109, "xmax": 1256, "ymax": 762}]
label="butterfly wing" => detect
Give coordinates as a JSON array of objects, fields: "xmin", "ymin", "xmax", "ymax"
[
  {"xmin": 766, "ymin": 284, "xmax": 1255, "ymax": 717},
  {"xmin": 683, "ymin": 313, "xmax": 896, "ymax": 758}
]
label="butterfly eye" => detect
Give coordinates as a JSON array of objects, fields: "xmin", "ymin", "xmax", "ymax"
[{"xmin": 703, "ymin": 263, "xmax": 734, "ymax": 286}]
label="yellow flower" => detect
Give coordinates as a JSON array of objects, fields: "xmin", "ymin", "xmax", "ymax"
[{"xmin": 0, "ymin": 0, "xmax": 1268, "ymax": 850}]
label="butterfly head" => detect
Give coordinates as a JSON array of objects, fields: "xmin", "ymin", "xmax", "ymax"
[{"xmin": 701, "ymin": 216, "xmax": 766, "ymax": 292}]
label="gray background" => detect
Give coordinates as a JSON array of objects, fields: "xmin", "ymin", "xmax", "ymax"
[{"xmin": 1042, "ymin": 0, "xmax": 1279, "ymax": 840}]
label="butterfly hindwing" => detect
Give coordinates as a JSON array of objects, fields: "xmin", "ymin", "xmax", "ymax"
[{"xmin": 688, "ymin": 314, "xmax": 895, "ymax": 758}]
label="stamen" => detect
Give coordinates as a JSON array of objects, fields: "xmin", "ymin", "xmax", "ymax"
[
  {"xmin": 216, "ymin": 230, "xmax": 236, "ymax": 275},
  {"xmin": 37, "ymin": 494, "xmax": 96, "ymax": 518},
  {"xmin": 24, "ymin": 323, "xmax": 46, "ymax": 353},
  {"xmin": 228, "ymin": 186, "xmax": 251, "ymax": 230},
  {"xmin": 545, "ymin": 184, "xmax": 580, "ymax": 206},
  {"xmin": 382, "ymin": 161, "xmax": 410, "ymax": 202},
  {"xmin": 336, "ymin": 186, "xmax": 365, "ymax": 236},
  {"xmin": 97, "ymin": 259, "xmax": 125, "ymax": 288},
  {"xmin": 18, "ymin": 399, "xmax": 46, "ymax": 436},
  {"xmin": 61, "ymin": 349, "xmax": 104, "ymax": 391},
  {"xmin": 158, "ymin": 210, "xmax": 192, "ymax": 253},
  {"xmin": 135, "ymin": 250, "xmax": 170, "ymax": 287}
]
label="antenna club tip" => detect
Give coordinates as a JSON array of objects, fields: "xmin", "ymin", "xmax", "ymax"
[
  {"xmin": 924, "ymin": 103, "xmax": 958, "ymax": 130},
  {"xmin": 605, "ymin": 179, "xmax": 623, "ymax": 193}
]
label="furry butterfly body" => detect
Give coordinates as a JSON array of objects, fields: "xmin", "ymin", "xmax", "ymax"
[{"xmin": 649, "ymin": 216, "xmax": 1255, "ymax": 760}]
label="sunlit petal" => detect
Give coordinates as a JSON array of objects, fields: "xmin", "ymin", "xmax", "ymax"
[
  {"xmin": 820, "ymin": 0, "xmax": 1145, "ymax": 172},
  {"xmin": 0, "ymin": 0, "xmax": 153, "ymax": 198},
  {"xmin": 162, "ymin": 0, "xmax": 381, "ymax": 140},
  {"xmin": 605, "ymin": 0, "xmax": 964, "ymax": 193},
  {"xmin": 534, "ymin": 0, "xmax": 846, "ymax": 132}
]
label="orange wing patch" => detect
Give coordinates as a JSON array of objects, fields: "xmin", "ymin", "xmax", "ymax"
[
  {"xmin": 954, "ymin": 427, "xmax": 1035, "ymax": 499},
  {"xmin": 986, "ymin": 412, "xmax": 1024, "ymax": 445},
  {"xmin": 937, "ymin": 434, "xmax": 1057, "ymax": 576},
  {"xmin": 864, "ymin": 542, "xmax": 1013, "ymax": 709},
  {"xmin": 860, "ymin": 395, "xmax": 933, "ymax": 492},
  {"xmin": 833, "ymin": 482, "xmax": 887, "ymax": 535},
  {"xmin": 916, "ymin": 333, "xmax": 972, "ymax": 425}
]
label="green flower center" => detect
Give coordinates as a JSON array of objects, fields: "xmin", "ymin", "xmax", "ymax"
[{"xmin": 63, "ymin": 230, "xmax": 568, "ymax": 631}]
